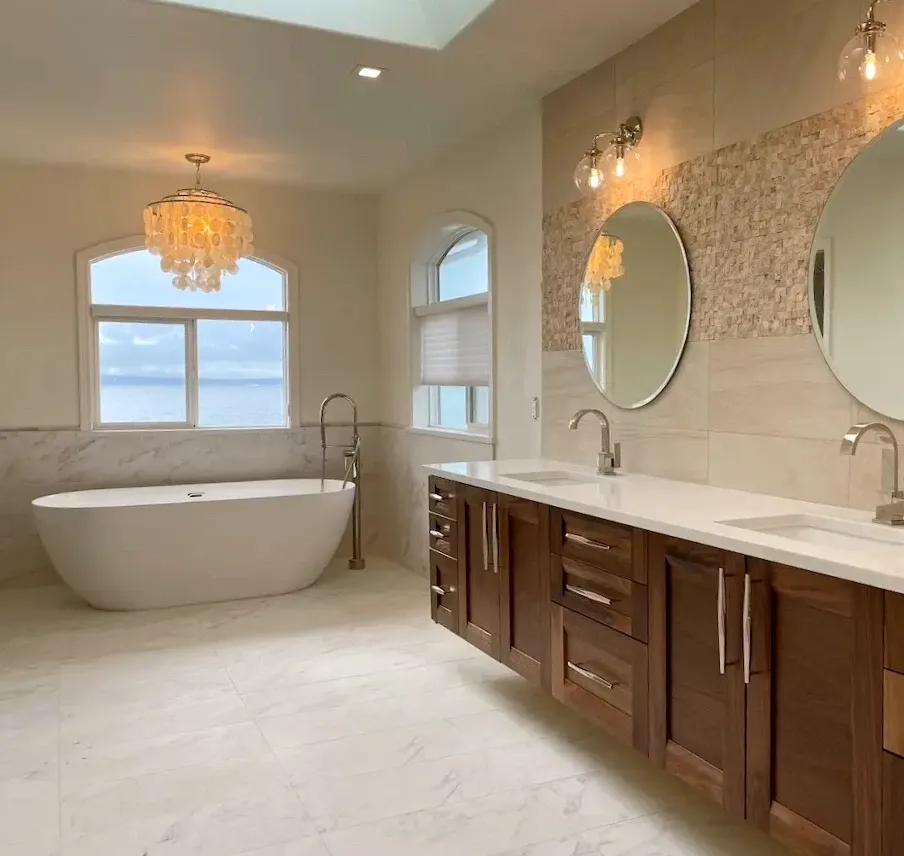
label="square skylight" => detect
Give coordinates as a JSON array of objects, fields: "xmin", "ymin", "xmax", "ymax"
[{"xmin": 152, "ymin": 0, "xmax": 497, "ymax": 48}]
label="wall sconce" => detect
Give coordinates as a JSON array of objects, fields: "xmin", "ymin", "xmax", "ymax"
[
  {"xmin": 838, "ymin": 0, "xmax": 903, "ymax": 83},
  {"xmin": 574, "ymin": 116, "xmax": 643, "ymax": 197}
]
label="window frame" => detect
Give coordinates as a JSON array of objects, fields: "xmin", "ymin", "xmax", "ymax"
[
  {"xmin": 580, "ymin": 289, "xmax": 611, "ymax": 390},
  {"xmin": 411, "ymin": 221, "xmax": 493, "ymax": 438},
  {"xmin": 76, "ymin": 236, "xmax": 300, "ymax": 432}
]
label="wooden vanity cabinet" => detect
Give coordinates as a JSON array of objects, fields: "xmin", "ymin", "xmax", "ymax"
[
  {"xmin": 497, "ymin": 495, "xmax": 551, "ymax": 687},
  {"xmin": 426, "ymin": 479, "xmax": 900, "ymax": 856},
  {"xmin": 745, "ymin": 559, "xmax": 884, "ymax": 856},
  {"xmin": 648, "ymin": 534, "xmax": 747, "ymax": 817},
  {"xmin": 457, "ymin": 484, "xmax": 501, "ymax": 658}
]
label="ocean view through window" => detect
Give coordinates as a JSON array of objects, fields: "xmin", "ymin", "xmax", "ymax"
[{"xmin": 80, "ymin": 243, "xmax": 292, "ymax": 429}]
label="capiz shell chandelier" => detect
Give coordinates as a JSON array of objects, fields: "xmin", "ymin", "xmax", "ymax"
[
  {"xmin": 144, "ymin": 153, "xmax": 254, "ymax": 293},
  {"xmin": 585, "ymin": 235, "xmax": 625, "ymax": 294}
]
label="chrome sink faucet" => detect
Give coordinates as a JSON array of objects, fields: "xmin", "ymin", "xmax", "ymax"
[
  {"xmin": 569, "ymin": 408, "xmax": 621, "ymax": 476},
  {"xmin": 841, "ymin": 422, "xmax": 904, "ymax": 525}
]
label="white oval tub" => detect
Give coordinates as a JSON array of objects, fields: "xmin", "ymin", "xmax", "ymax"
[{"xmin": 32, "ymin": 479, "xmax": 355, "ymax": 611}]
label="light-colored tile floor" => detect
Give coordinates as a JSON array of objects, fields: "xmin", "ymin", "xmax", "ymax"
[{"xmin": 0, "ymin": 557, "xmax": 791, "ymax": 856}]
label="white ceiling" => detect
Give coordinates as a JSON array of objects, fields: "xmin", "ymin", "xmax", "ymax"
[
  {"xmin": 0, "ymin": 0, "xmax": 696, "ymax": 190},
  {"xmin": 152, "ymin": 0, "xmax": 497, "ymax": 48}
]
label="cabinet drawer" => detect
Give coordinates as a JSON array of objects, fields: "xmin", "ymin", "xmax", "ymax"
[
  {"xmin": 551, "ymin": 604, "xmax": 648, "ymax": 754},
  {"xmin": 551, "ymin": 554, "xmax": 647, "ymax": 642},
  {"xmin": 550, "ymin": 509, "xmax": 642, "ymax": 582},
  {"xmin": 429, "ymin": 549, "xmax": 459, "ymax": 633},
  {"xmin": 428, "ymin": 477, "xmax": 458, "ymax": 519},
  {"xmin": 428, "ymin": 514, "xmax": 457, "ymax": 559}
]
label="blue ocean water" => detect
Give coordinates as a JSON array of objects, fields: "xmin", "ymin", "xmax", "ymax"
[{"xmin": 99, "ymin": 377, "xmax": 286, "ymax": 427}]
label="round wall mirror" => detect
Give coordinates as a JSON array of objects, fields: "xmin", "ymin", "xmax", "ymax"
[
  {"xmin": 811, "ymin": 119, "xmax": 904, "ymax": 420},
  {"xmin": 579, "ymin": 201, "xmax": 691, "ymax": 409}
]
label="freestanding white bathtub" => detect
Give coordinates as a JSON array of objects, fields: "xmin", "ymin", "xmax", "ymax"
[{"xmin": 32, "ymin": 479, "xmax": 355, "ymax": 611}]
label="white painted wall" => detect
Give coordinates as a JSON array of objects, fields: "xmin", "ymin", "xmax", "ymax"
[
  {"xmin": 0, "ymin": 160, "xmax": 380, "ymax": 428},
  {"xmin": 377, "ymin": 107, "xmax": 543, "ymax": 458}
]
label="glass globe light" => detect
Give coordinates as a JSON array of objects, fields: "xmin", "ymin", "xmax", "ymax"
[
  {"xmin": 838, "ymin": 10, "xmax": 903, "ymax": 83},
  {"xmin": 574, "ymin": 147, "xmax": 605, "ymax": 197},
  {"xmin": 602, "ymin": 143, "xmax": 641, "ymax": 181}
]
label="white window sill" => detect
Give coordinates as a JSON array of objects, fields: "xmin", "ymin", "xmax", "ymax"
[
  {"xmin": 85, "ymin": 425, "xmax": 295, "ymax": 436},
  {"xmin": 407, "ymin": 426, "xmax": 495, "ymax": 445}
]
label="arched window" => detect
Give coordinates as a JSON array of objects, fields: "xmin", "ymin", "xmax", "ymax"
[
  {"xmin": 412, "ymin": 220, "xmax": 492, "ymax": 435},
  {"xmin": 77, "ymin": 239, "xmax": 296, "ymax": 429}
]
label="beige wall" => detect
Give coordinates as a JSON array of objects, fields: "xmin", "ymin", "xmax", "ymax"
[
  {"xmin": 0, "ymin": 160, "xmax": 380, "ymax": 428},
  {"xmin": 375, "ymin": 107, "xmax": 543, "ymax": 572},
  {"xmin": 541, "ymin": 0, "xmax": 904, "ymax": 512}
]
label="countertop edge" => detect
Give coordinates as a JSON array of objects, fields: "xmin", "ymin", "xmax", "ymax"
[{"xmin": 424, "ymin": 460, "xmax": 904, "ymax": 596}]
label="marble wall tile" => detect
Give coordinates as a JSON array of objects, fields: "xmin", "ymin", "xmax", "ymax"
[
  {"xmin": 542, "ymin": 58, "xmax": 616, "ymax": 139},
  {"xmin": 708, "ymin": 432, "xmax": 850, "ymax": 505},
  {"xmin": 709, "ymin": 334, "xmax": 852, "ymax": 440}
]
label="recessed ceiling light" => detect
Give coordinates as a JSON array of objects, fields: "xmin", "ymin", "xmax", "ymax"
[{"xmin": 355, "ymin": 65, "xmax": 385, "ymax": 79}]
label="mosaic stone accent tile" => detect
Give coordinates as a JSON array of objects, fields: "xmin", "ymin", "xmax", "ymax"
[{"xmin": 542, "ymin": 84, "xmax": 904, "ymax": 349}]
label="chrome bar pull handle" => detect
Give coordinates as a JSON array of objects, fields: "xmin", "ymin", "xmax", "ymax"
[
  {"xmin": 743, "ymin": 572, "xmax": 752, "ymax": 685},
  {"xmin": 565, "ymin": 584, "xmax": 613, "ymax": 606},
  {"xmin": 429, "ymin": 492, "xmax": 444, "ymax": 502},
  {"xmin": 429, "ymin": 530, "xmax": 446, "ymax": 539},
  {"xmin": 567, "ymin": 661, "xmax": 617, "ymax": 691},
  {"xmin": 718, "ymin": 567, "xmax": 726, "ymax": 676},
  {"xmin": 431, "ymin": 584, "xmax": 455, "ymax": 596},
  {"xmin": 481, "ymin": 502, "xmax": 488, "ymax": 571},
  {"xmin": 491, "ymin": 503, "xmax": 499, "ymax": 573},
  {"xmin": 564, "ymin": 532, "xmax": 611, "ymax": 552}
]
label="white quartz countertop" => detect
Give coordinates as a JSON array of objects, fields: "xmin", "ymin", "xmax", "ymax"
[{"xmin": 424, "ymin": 458, "xmax": 904, "ymax": 595}]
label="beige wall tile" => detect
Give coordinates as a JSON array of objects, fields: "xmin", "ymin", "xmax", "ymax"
[
  {"xmin": 617, "ymin": 341, "xmax": 710, "ymax": 431},
  {"xmin": 708, "ymin": 432, "xmax": 850, "ymax": 505},
  {"xmin": 543, "ymin": 59, "xmax": 616, "ymax": 138},
  {"xmin": 714, "ymin": 0, "xmax": 824, "ymax": 53},
  {"xmin": 849, "ymin": 401, "xmax": 904, "ymax": 444},
  {"xmin": 616, "ymin": 60, "xmax": 715, "ymax": 183},
  {"xmin": 713, "ymin": 0, "xmax": 860, "ymax": 149},
  {"xmin": 615, "ymin": 1, "xmax": 715, "ymax": 104},
  {"xmin": 709, "ymin": 334, "xmax": 851, "ymax": 440},
  {"xmin": 618, "ymin": 425, "xmax": 709, "ymax": 483}
]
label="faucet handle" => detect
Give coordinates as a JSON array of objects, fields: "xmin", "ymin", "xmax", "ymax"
[{"xmin": 613, "ymin": 442, "xmax": 622, "ymax": 470}]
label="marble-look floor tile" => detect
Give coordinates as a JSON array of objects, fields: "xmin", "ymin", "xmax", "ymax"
[
  {"xmin": 293, "ymin": 735, "xmax": 613, "ymax": 832},
  {"xmin": 237, "ymin": 838, "xmax": 331, "ymax": 856},
  {"xmin": 256, "ymin": 684, "xmax": 498, "ymax": 749},
  {"xmin": 240, "ymin": 655, "xmax": 508, "ymax": 718},
  {"xmin": 61, "ymin": 757, "xmax": 314, "ymax": 855},
  {"xmin": 0, "ymin": 769, "xmax": 60, "ymax": 848},
  {"xmin": 322, "ymin": 772, "xmax": 688, "ymax": 856},
  {"xmin": 61, "ymin": 722, "xmax": 271, "ymax": 791}
]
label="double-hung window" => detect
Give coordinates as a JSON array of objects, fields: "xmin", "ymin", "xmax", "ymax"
[
  {"xmin": 79, "ymin": 242, "xmax": 294, "ymax": 429},
  {"xmin": 413, "ymin": 228, "xmax": 491, "ymax": 434}
]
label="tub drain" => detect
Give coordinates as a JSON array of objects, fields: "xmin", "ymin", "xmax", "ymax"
[{"xmin": 187, "ymin": 492, "xmax": 205, "ymax": 498}]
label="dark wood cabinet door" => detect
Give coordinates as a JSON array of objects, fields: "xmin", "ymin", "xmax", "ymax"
[
  {"xmin": 457, "ymin": 485, "xmax": 500, "ymax": 659},
  {"xmin": 745, "ymin": 560, "xmax": 883, "ymax": 856},
  {"xmin": 498, "ymin": 496, "xmax": 550, "ymax": 688},
  {"xmin": 648, "ymin": 534, "xmax": 746, "ymax": 817},
  {"xmin": 428, "ymin": 549, "xmax": 459, "ymax": 633}
]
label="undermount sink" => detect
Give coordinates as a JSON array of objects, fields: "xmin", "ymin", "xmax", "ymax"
[
  {"xmin": 719, "ymin": 513, "xmax": 904, "ymax": 554},
  {"xmin": 503, "ymin": 470, "xmax": 602, "ymax": 488}
]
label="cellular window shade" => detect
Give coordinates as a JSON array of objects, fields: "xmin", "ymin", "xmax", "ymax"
[{"xmin": 419, "ymin": 303, "xmax": 490, "ymax": 386}]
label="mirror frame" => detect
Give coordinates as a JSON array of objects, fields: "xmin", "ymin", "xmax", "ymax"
[
  {"xmin": 579, "ymin": 201, "xmax": 692, "ymax": 410},
  {"xmin": 807, "ymin": 118, "xmax": 904, "ymax": 421}
]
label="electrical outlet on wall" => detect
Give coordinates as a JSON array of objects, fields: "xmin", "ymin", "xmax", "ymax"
[{"xmin": 531, "ymin": 397, "xmax": 540, "ymax": 420}]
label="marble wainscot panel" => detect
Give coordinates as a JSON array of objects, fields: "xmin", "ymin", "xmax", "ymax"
[{"xmin": 0, "ymin": 425, "xmax": 382, "ymax": 590}]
